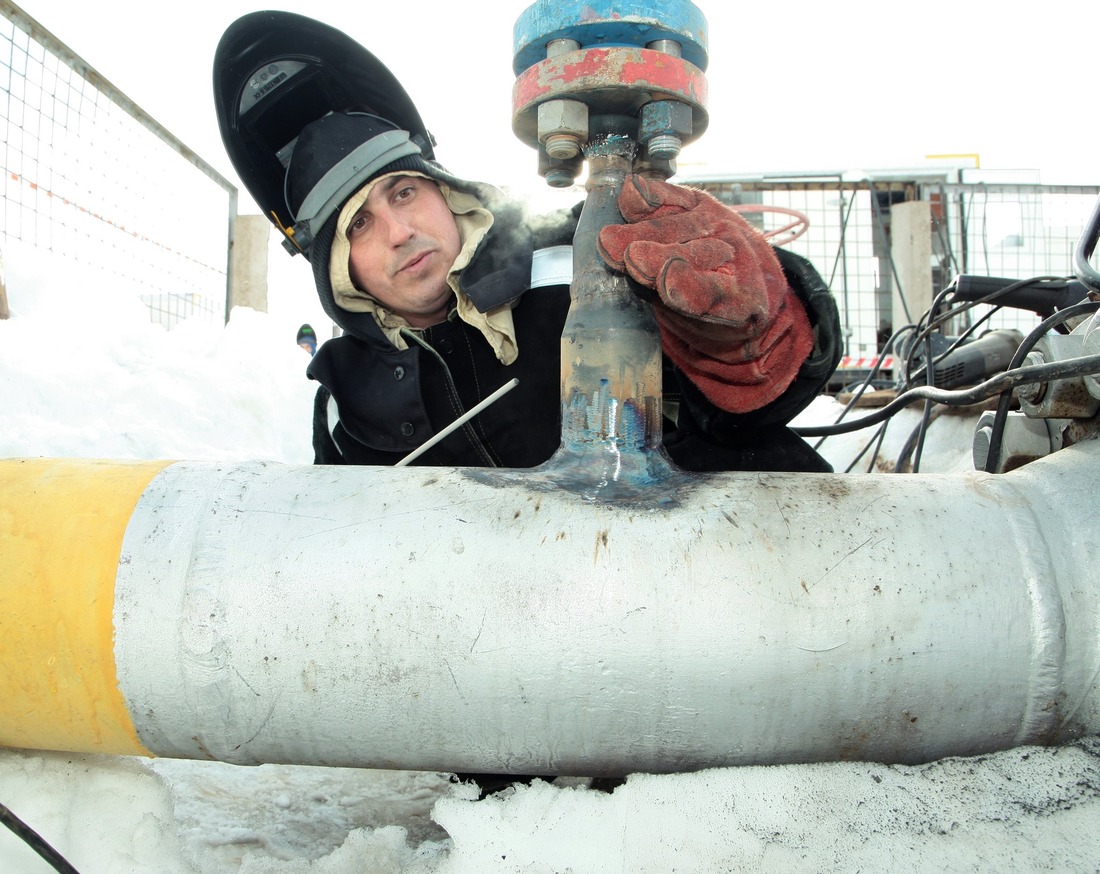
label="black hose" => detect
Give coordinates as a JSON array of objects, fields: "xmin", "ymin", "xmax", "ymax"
[
  {"xmin": 1073, "ymin": 192, "xmax": 1100, "ymax": 292},
  {"xmin": 0, "ymin": 800, "xmax": 81, "ymax": 874},
  {"xmin": 794, "ymin": 351, "xmax": 1100, "ymax": 438},
  {"xmin": 981, "ymin": 301, "xmax": 1100, "ymax": 472}
]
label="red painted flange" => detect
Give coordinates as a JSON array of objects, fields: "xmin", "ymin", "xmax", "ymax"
[{"xmin": 512, "ymin": 46, "xmax": 708, "ymax": 149}]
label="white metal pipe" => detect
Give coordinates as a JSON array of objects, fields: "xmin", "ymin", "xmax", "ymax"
[{"xmin": 93, "ymin": 438, "xmax": 1099, "ymax": 775}]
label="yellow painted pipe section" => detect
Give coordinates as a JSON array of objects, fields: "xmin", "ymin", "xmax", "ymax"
[{"xmin": 0, "ymin": 458, "xmax": 171, "ymax": 755}]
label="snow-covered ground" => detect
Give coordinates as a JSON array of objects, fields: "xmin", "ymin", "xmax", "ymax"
[{"xmin": 2, "ymin": 265, "xmax": 1099, "ymax": 873}]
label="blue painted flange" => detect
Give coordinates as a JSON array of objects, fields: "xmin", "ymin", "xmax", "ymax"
[{"xmin": 512, "ymin": 0, "xmax": 709, "ymax": 75}]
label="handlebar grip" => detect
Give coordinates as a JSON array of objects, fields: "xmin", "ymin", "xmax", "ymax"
[{"xmin": 952, "ymin": 275, "xmax": 1089, "ymax": 315}]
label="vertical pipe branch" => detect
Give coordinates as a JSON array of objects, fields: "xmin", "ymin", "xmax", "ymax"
[{"xmin": 541, "ymin": 128, "xmax": 678, "ymax": 501}]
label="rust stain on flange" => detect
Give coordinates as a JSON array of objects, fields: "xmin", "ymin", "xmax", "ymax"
[{"xmin": 512, "ymin": 46, "xmax": 708, "ymax": 147}]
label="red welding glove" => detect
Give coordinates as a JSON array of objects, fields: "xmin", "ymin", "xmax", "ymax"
[{"xmin": 598, "ymin": 174, "xmax": 815, "ymax": 413}]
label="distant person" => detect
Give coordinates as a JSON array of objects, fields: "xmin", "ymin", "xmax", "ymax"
[{"xmin": 296, "ymin": 323, "xmax": 317, "ymax": 356}]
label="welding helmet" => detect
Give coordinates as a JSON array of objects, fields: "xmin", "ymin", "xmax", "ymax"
[{"xmin": 213, "ymin": 10, "xmax": 438, "ymax": 259}]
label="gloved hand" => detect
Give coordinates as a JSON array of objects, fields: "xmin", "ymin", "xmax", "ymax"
[{"xmin": 598, "ymin": 174, "xmax": 815, "ymax": 413}]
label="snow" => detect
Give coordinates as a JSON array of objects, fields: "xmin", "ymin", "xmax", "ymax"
[{"xmin": 2, "ymin": 270, "xmax": 1100, "ymax": 872}]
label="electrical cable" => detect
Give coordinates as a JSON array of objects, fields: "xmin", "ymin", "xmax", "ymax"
[
  {"xmin": 818, "ymin": 274, "xmax": 1093, "ymax": 467},
  {"xmin": 0, "ymin": 800, "xmax": 80, "ymax": 874},
  {"xmin": 928, "ymin": 306, "xmax": 1001, "ymax": 368},
  {"xmin": 812, "ymin": 323, "xmax": 919, "ymax": 452},
  {"xmin": 911, "ymin": 384, "xmax": 935, "ymax": 473},
  {"xmin": 895, "ymin": 278, "xmax": 1068, "ymax": 481},
  {"xmin": 902, "ymin": 276, "xmax": 1066, "ymax": 377},
  {"xmin": 829, "ymin": 274, "xmax": 1095, "ymax": 470},
  {"xmin": 827, "ymin": 188, "xmax": 859, "ymax": 352},
  {"xmin": 895, "ymin": 288, "xmax": 956, "ymax": 471},
  {"xmin": 838, "ymin": 419, "xmax": 887, "ymax": 474},
  {"xmin": 902, "ymin": 311, "xmax": 941, "ymax": 473},
  {"xmin": 827, "ymin": 187, "xmax": 859, "ymax": 291},
  {"xmin": 895, "ymin": 405, "xmax": 949, "ymax": 473},
  {"xmin": 795, "ymin": 350, "xmax": 1100, "ymax": 438},
  {"xmin": 981, "ymin": 300, "xmax": 1100, "ymax": 472},
  {"xmin": 863, "ymin": 421, "xmax": 890, "ymax": 473}
]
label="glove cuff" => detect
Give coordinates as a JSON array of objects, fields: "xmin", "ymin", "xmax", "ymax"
[{"xmin": 656, "ymin": 292, "xmax": 814, "ymax": 413}]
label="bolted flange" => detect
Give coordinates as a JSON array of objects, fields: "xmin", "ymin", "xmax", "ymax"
[
  {"xmin": 512, "ymin": 0, "xmax": 708, "ymax": 185},
  {"xmin": 512, "ymin": 45, "xmax": 708, "ymax": 158}
]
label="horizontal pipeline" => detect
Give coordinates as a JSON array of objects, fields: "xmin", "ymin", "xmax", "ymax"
[{"xmin": 1, "ymin": 442, "xmax": 1098, "ymax": 775}]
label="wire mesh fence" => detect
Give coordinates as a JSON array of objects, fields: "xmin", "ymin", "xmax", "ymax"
[
  {"xmin": 3, "ymin": 0, "xmax": 1096, "ymax": 348},
  {"xmin": 0, "ymin": 1, "xmax": 236, "ymax": 328},
  {"xmin": 687, "ymin": 174, "xmax": 1100, "ymax": 370}
]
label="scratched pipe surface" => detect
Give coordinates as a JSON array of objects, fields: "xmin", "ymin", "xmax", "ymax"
[{"xmin": 3, "ymin": 441, "xmax": 1096, "ymax": 774}]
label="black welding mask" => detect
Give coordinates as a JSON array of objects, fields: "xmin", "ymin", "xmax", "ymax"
[{"xmin": 213, "ymin": 10, "xmax": 437, "ymax": 258}]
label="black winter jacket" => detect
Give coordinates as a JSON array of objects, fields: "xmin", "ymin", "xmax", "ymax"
[{"xmin": 306, "ymin": 199, "xmax": 841, "ymax": 473}]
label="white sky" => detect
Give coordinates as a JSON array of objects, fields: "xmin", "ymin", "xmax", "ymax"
[{"xmin": 15, "ymin": 0, "xmax": 1099, "ymax": 216}]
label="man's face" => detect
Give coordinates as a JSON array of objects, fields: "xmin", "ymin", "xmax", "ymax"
[{"xmin": 346, "ymin": 175, "xmax": 462, "ymax": 328}]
